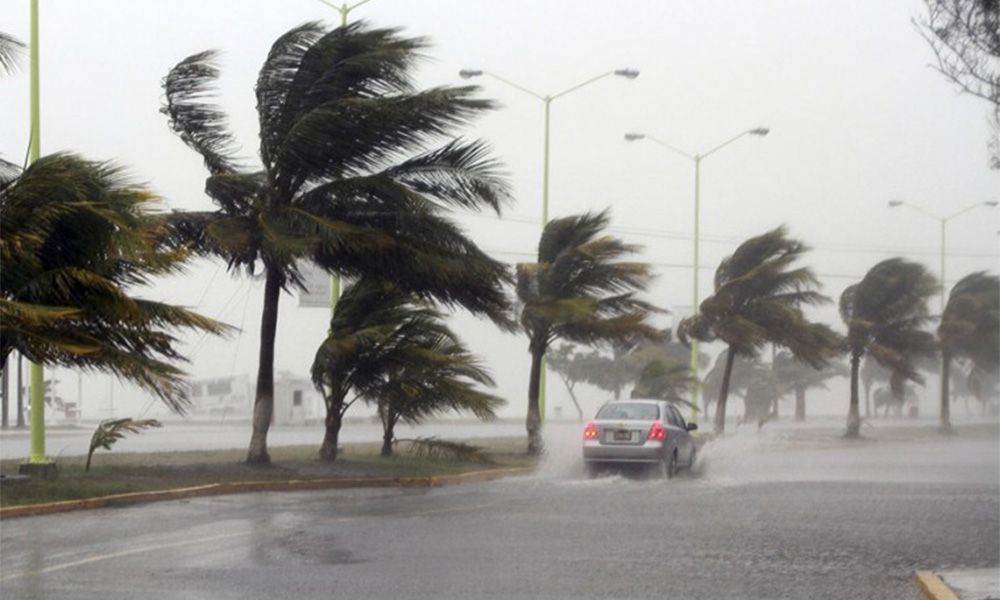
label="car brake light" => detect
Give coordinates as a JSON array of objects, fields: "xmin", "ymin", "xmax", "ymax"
[
  {"xmin": 648, "ymin": 421, "xmax": 667, "ymax": 441},
  {"xmin": 583, "ymin": 421, "xmax": 599, "ymax": 440}
]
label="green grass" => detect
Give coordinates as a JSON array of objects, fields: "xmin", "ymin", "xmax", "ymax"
[{"xmin": 0, "ymin": 437, "xmax": 535, "ymax": 508}]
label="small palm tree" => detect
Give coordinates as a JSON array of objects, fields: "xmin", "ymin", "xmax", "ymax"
[
  {"xmin": 840, "ymin": 258, "xmax": 937, "ymax": 437},
  {"xmin": 367, "ymin": 324, "xmax": 503, "ymax": 457},
  {"xmin": 311, "ymin": 279, "xmax": 445, "ymax": 462},
  {"xmin": 517, "ymin": 210, "xmax": 660, "ymax": 454},
  {"xmin": 0, "ymin": 154, "xmax": 229, "ymax": 410},
  {"xmin": 773, "ymin": 350, "xmax": 848, "ymax": 421},
  {"xmin": 163, "ymin": 23, "xmax": 513, "ymax": 464},
  {"xmin": 938, "ymin": 271, "xmax": 999, "ymax": 431},
  {"xmin": 679, "ymin": 227, "xmax": 842, "ymax": 434}
]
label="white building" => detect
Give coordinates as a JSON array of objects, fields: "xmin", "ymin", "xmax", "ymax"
[{"xmin": 186, "ymin": 372, "xmax": 323, "ymax": 425}]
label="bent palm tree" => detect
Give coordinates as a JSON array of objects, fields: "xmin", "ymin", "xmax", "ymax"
[
  {"xmin": 938, "ymin": 271, "xmax": 999, "ymax": 430},
  {"xmin": 840, "ymin": 258, "xmax": 937, "ymax": 437},
  {"xmin": 517, "ymin": 210, "xmax": 660, "ymax": 454},
  {"xmin": 0, "ymin": 154, "xmax": 229, "ymax": 411},
  {"xmin": 163, "ymin": 23, "xmax": 513, "ymax": 464},
  {"xmin": 311, "ymin": 279, "xmax": 446, "ymax": 462},
  {"xmin": 366, "ymin": 322, "xmax": 503, "ymax": 457},
  {"xmin": 678, "ymin": 227, "xmax": 842, "ymax": 434}
]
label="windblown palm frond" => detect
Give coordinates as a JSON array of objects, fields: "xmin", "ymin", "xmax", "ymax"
[
  {"xmin": 0, "ymin": 32, "xmax": 25, "ymax": 76},
  {"xmin": 162, "ymin": 22, "xmax": 514, "ymax": 463},
  {"xmin": 86, "ymin": 418, "xmax": 162, "ymax": 471},
  {"xmin": 0, "ymin": 153, "xmax": 232, "ymax": 412}
]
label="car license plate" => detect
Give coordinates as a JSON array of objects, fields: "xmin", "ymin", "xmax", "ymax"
[{"xmin": 613, "ymin": 430, "xmax": 631, "ymax": 441}]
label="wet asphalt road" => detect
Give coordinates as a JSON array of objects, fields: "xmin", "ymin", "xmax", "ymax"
[{"xmin": 1, "ymin": 429, "xmax": 997, "ymax": 599}]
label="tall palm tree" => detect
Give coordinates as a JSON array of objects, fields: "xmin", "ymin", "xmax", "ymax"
[
  {"xmin": 517, "ymin": 210, "xmax": 660, "ymax": 454},
  {"xmin": 773, "ymin": 350, "xmax": 848, "ymax": 421},
  {"xmin": 163, "ymin": 23, "xmax": 513, "ymax": 464},
  {"xmin": 938, "ymin": 271, "xmax": 999, "ymax": 430},
  {"xmin": 311, "ymin": 279, "xmax": 445, "ymax": 462},
  {"xmin": 0, "ymin": 153, "xmax": 229, "ymax": 410},
  {"xmin": 679, "ymin": 227, "xmax": 842, "ymax": 434},
  {"xmin": 840, "ymin": 258, "xmax": 937, "ymax": 437}
]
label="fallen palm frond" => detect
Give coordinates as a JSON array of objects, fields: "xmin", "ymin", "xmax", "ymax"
[{"xmin": 395, "ymin": 437, "xmax": 492, "ymax": 464}]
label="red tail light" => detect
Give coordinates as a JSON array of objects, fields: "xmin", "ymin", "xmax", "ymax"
[
  {"xmin": 648, "ymin": 421, "xmax": 667, "ymax": 441},
  {"xmin": 583, "ymin": 421, "xmax": 599, "ymax": 440}
]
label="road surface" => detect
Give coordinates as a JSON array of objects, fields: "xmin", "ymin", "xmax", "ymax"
[{"xmin": 1, "ymin": 426, "xmax": 997, "ymax": 599}]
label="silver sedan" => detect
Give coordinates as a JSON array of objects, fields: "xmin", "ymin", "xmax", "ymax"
[{"xmin": 582, "ymin": 399, "xmax": 698, "ymax": 478}]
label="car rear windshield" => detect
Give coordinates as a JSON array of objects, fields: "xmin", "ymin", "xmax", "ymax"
[{"xmin": 596, "ymin": 403, "xmax": 659, "ymax": 421}]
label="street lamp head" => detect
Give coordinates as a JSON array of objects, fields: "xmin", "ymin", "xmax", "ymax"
[
  {"xmin": 888, "ymin": 200, "xmax": 903, "ymax": 208},
  {"xmin": 749, "ymin": 127, "xmax": 770, "ymax": 136},
  {"xmin": 458, "ymin": 69, "xmax": 483, "ymax": 79},
  {"xmin": 624, "ymin": 133, "xmax": 645, "ymax": 142},
  {"xmin": 985, "ymin": 200, "xmax": 999, "ymax": 207},
  {"xmin": 613, "ymin": 68, "xmax": 640, "ymax": 79}
]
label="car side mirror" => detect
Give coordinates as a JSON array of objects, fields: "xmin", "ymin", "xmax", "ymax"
[{"xmin": 686, "ymin": 423, "xmax": 698, "ymax": 431}]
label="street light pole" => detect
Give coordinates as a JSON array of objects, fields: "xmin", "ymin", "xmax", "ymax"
[
  {"xmin": 625, "ymin": 127, "xmax": 769, "ymax": 423},
  {"xmin": 459, "ymin": 67, "xmax": 639, "ymax": 423},
  {"xmin": 27, "ymin": 0, "xmax": 50, "ymax": 467}
]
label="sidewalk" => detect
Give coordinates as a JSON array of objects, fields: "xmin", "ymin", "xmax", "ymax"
[{"xmin": 918, "ymin": 569, "xmax": 1000, "ymax": 600}]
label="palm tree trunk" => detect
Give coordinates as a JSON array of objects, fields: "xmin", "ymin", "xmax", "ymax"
[
  {"xmin": 794, "ymin": 386, "xmax": 806, "ymax": 421},
  {"xmin": 381, "ymin": 410, "xmax": 396, "ymax": 457},
  {"xmin": 714, "ymin": 346, "xmax": 737, "ymax": 435},
  {"xmin": 846, "ymin": 352, "xmax": 861, "ymax": 437},
  {"xmin": 559, "ymin": 376, "xmax": 584, "ymax": 422},
  {"xmin": 16, "ymin": 352, "xmax": 24, "ymax": 428},
  {"xmin": 939, "ymin": 349, "xmax": 952, "ymax": 433},
  {"xmin": 320, "ymin": 405, "xmax": 344, "ymax": 463},
  {"xmin": 526, "ymin": 345, "xmax": 544, "ymax": 455},
  {"xmin": 864, "ymin": 382, "xmax": 872, "ymax": 418},
  {"xmin": 247, "ymin": 268, "xmax": 282, "ymax": 465}
]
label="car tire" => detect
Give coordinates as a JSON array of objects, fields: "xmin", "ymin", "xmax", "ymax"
[
  {"xmin": 660, "ymin": 451, "xmax": 676, "ymax": 480},
  {"xmin": 585, "ymin": 462, "xmax": 600, "ymax": 479}
]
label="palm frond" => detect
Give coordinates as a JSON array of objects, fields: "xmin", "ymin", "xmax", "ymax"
[{"xmin": 86, "ymin": 418, "xmax": 162, "ymax": 471}]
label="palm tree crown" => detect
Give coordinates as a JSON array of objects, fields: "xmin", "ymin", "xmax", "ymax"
[{"xmin": 0, "ymin": 153, "xmax": 229, "ymax": 411}]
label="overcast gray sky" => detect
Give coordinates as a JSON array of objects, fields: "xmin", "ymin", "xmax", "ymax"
[{"xmin": 2, "ymin": 0, "xmax": 997, "ymax": 420}]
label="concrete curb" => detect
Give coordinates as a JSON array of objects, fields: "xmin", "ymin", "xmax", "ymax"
[
  {"xmin": 916, "ymin": 571, "xmax": 961, "ymax": 600},
  {"xmin": 0, "ymin": 466, "xmax": 534, "ymax": 520}
]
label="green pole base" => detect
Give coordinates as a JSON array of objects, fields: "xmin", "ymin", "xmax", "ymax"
[{"xmin": 19, "ymin": 461, "xmax": 58, "ymax": 480}]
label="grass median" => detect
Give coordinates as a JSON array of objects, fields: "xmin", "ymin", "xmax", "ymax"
[{"xmin": 0, "ymin": 437, "xmax": 535, "ymax": 508}]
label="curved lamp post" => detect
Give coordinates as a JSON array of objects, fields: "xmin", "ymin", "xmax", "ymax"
[
  {"xmin": 624, "ymin": 127, "xmax": 769, "ymax": 423},
  {"xmin": 460, "ymin": 67, "xmax": 639, "ymax": 422}
]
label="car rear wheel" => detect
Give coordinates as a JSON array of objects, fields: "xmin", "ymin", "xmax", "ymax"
[
  {"xmin": 585, "ymin": 462, "xmax": 601, "ymax": 479},
  {"xmin": 659, "ymin": 451, "xmax": 676, "ymax": 480}
]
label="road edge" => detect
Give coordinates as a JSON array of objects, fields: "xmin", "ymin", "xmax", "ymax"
[
  {"xmin": 915, "ymin": 570, "xmax": 961, "ymax": 600},
  {"xmin": 0, "ymin": 466, "xmax": 534, "ymax": 520}
]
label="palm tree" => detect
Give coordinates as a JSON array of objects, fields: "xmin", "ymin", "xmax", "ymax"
[
  {"xmin": 629, "ymin": 335, "xmax": 701, "ymax": 407},
  {"xmin": 938, "ymin": 272, "xmax": 999, "ymax": 431},
  {"xmin": 773, "ymin": 350, "xmax": 848, "ymax": 421},
  {"xmin": 840, "ymin": 258, "xmax": 937, "ymax": 437},
  {"xmin": 311, "ymin": 279, "xmax": 444, "ymax": 462},
  {"xmin": 365, "ymin": 319, "xmax": 503, "ymax": 457},
  {"xmin": 517, "ymin": 210, "xmax": 660, "ymax": 454},
  {"xmin": 162, "ymin": 23, "xmax": 513, "ymax": 464},
  {"xmin": 0, "ymin": 153, "xmax": 229, "ymax": 410},
  {"xmin": 678, "ymin": 227, "xmax": 842, "ymax": 434}
]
